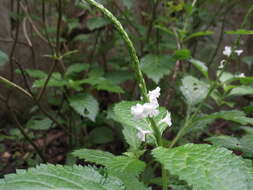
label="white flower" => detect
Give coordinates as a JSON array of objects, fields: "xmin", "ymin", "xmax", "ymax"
[
  {"xmin": 235, "ymin": 49, "xmax": 243, "ymax": 56},
  {"xmin": 159, "ymin": 111, "xmax": 172, "ymax": 127},
  {"xmin": 148, "ymin": 87, "xmax": 160, "ymax": 103},
  {"xmin": 137, "ymin": 128, "xmax": 152, "ymax": 142},
  {"xmin": 223, "ymin": 46, "xmax": 232, "ymax": 57},
  {"xmin": 131, "ymin": 103, "xmax": 145, "ymax": 119},
  {"xmin": 143, "ymin": 102, "xmax": 159, "ymax": 117},
  {"xmin": 218, "ymin": 60, "xmax": 226, "ymax": 69},
  {"xmin": 237, "ymin": 73, "xmax": 245, "ymax": 78}
]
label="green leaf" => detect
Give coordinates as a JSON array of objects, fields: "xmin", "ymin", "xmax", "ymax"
[
  {"xmin": 0, "ymin": 164, "xmax": 125, "ymax": 190},
  {"xmin": 140, "ymin": 54, "xmax": 173, "ymax": 84},
  {"xmin": 0, "ymin": 50, "xmax": 9, "ymax": 67},
  {"xmin": 87, "ymin": 17, "xmax": 109, "ymax": 30},
  {"xmin": 66, "ymin": 63, "xmax": 89, "ymax": 76},
  {"xmin": 240, "ymin": 134, "xmax": 253, "ymax": 157},
  {"xmin": 189, "ymin": 59, "xmax": 208, "ymax": 78},
  {"xmin": 173, "ymin": 49, "xmax": 191, "ymax": 61},
  {"xmin": 72, "ymin": 149, "xmax": 145, "ymax": 177},
  {"xmin": 113, "ymin": 101, "xmax": 168, "ymax": 145},
  {"xmin": 228, "ymin": 86, "xmax": 253, "ymax": 96},
  {"xmin": 25, "ymin": 69, "xmax": 47, "ymax": 79},
  {"xmin": 89, "ymin": 127, "xmax": 114, "ymax": 144},
  {"xmin": 226, "ymin": 29, "xmax": 253, "ymax": 35},
  {"xmin": 33, "ymin": 72, "xmax": 67, "ymax": 88},
  {"xmin": 184, "ymin": 31, "xmax": 213, "ymax": 41},
  {"xmin": 205, "ymin": 136, "xmax": 242, "ymax": 150},
  {"xmin": 69, "ymin": 93, "xmax": 99, "ymax": 121},
  {"xmin": 180, "ymin": 75, "xmax": 209, "ymax": 105},
  {"xmin": 198, "ymin": 110, "xmax": 253, "ymax": 125},
  {"xmin": 152, "ymin": 144, "xmax": 253, "ymax": 190},
  {"xmin": 26, "ymin": 118, "xmax": 53, "ymax": 130}
]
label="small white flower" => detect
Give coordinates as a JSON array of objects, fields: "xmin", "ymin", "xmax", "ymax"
[
  {"xmin": 143, "ymin": 102, "xmax": 159, "ymax": 117},
  {"xmin": 137, "ymin": 128, "xmax": 152, "ymax": 142},
  {"xmin": 148, "ymin": 87, "xmax": 161, "ymax": 102},
  {"xmin": 237, "ymin": 73, "xmax": 245, "ymax": 78},
  {"xmin": 235, "ymin": 49, "xmax": 243, "ymax": 56},
  {"xmin": 159, "ymin": 111, "xmax": 172, "ymax": 127},
  {"xmin": 223, "ymin": 46, "xmax": 232, "ymax": 57},
  {"xmin": 131, "ymin": 103, "xmax": 145, "ymax": 119},
  {"xmin": 218, "ymin": 60, "xmax": 226, "ymax": 69}
]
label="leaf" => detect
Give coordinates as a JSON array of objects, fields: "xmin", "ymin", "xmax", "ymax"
[
  {"xmin": 25, "ymin": 69, "xmax": 47, "ymax": 79},
  {"xmin": 72, "ymin": 148, "xmax": 145, "ymax": 177},
  {"xmin": 185, "ymin": 31, "xmax": 213, "ymax": 41},
  {"xmin": 69, "ymin": 93, "xmax": 99, "ymax": 121},
  {"xmin": 189, "ymin": 59, "xmax": 208, "ymax": 78},
  {"xmin": 240, "ymin": 134, "xmax": 253, "ymax": 157},
  {"xmin": 0, "ymin": 164, "xmax": 125, "ymax": 190},
  {"xmin": 228, "ymin": 86, "xmax": 253, "ymax": 96},
  {"xmin": 173, "ymin": 49, "xmax": 191, "ymax": 61},
  {"xmin": 89, "ymin": 127, "xmax": 114, "ymax": 144},
  {"xmin": 140, "ymin": 54, "xmax": 173, "ymax": 84},
  {"xmin": 66, "ymin": 63, "xmax": 89, "ymax": 76},
  {"xmin": 152, "ymin": 144, "xmax": 253, "ymax": 190},
  {"xmin": 180, "ymin": 75, "xmax": 209, "ymax": 105},
  {"xmin": 87, "ymin": 17, "xmax": 109, "ymax": 30},
  {"xmin": 122, "ymin": 127, "xmax": 141, "ymax": 151},
  {"xmin": 33, "ymin": 72, "xmax": 67, "ymax": 88},
  {"xmin": 226, "ymin": 29, "xmax": 253, "ymax": 35},
  {"xmin": 0, "ymin": 50, "xmax": 9, "ymax": 67},
  {"xmin": 26, "ymin": 118, "xmax": 53, "ymax": 130},
  {"xmin": 198, "ymin": 110, "xmax": 253, "ymax": 125},
  {"xmin": 205, "ymin": 136, "xmax": 242, "ymax": 150},
  {"xmin": 113, "ymin": 101, "xmax": 168, "ymax": 145}
]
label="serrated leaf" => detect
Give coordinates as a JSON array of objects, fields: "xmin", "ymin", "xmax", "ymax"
[
  {"xmin": 189, "ymin": 59, "xmax": 208, "ymax": 78},
  {"xmin": 205, "ymin": 136, "xmax": 242, "ymax": 150},
  {"xmin": 140, "ymin": 54, "xmax": 173, "ymax": 84},
  {"xmin": 0, "ymin": 164, "xmax": 125, "ymax": 190},
  {"xmin": 226, "ymin": 29, "xmax": 253, "ymax": 35},
  {"xmin": 198, "ymin": 110, "xmax": 253, "ymax": 125},
  {"xmin": 69, "ymin": 93, "xmax": 99, "ymax": 121},
  {"xmin": 72, "ymin": 148, "xmax": 145, "ymax": 177},
  {"xmin": 180, "ymin": 75, "xmax": 209, "ymax": 105},
  {"xmin": 152, "ymin": 144, "xmax": 253, "ymax": 190},
  {"xmin": 87, "ymin": 17, "xmax": 109, "ymax": 30},
  {"xmin": 113, "ymin": 101, "xmax": 168, "ymax": 145},
  {"xmin": 228, "ymin": 86, "xmax": 253, "ymax": 96},
  {"xmin": 0, "ymin": 50, "xmax": 9, "ymax": 67}
]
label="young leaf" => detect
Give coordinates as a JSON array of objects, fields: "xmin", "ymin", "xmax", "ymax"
[
  {"xmin": 0, "ymin": 164, "xmax": 125, "ymax": 190},
  {"xmin": 66, "ymin": 63, "xmax": 89, "ymax": 76},
  {"xmin": 25, "ymin": 69, "xmax": 47, "ymax": 79},
  {"xmin": 152, "ymin": 144, "xmax": 253, "ymax": 190},
  {"xmin": 69, "ymin": 93, "xmax": 99, "ymax": 121},
  {"xmin": 184, "ymin": 31, "xmax": 213, "ymax": 41},
  {"xmin": 26, "ymin": 118, "xmax": 53, "ymax": 130},
  {"xmin": 189, "ymin": 59, "xmax": 208, "ymax": 78},
  {"xmin": 140, "ymin": 54, "xmax": 173, "ymax": 84},
  {"xmin": 180, "ymin": 75, "xmax": 209, "ymax": 106},
  {"xmin": 0, "ymin": 50, "xmax": 9, "ymax": 67},
  {"xmin": 173, "ymin": 49, "xmax": 191, "ymax": 61}
]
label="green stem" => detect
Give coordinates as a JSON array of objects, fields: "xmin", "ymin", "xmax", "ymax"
[{"xmin": 81, "ymin": 0, "xmax": 167, "ymax": 189}]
